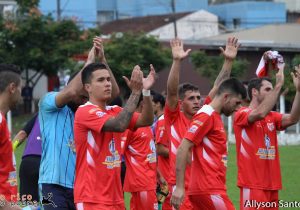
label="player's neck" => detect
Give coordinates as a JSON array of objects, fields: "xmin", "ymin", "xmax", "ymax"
[
  {"xmin": 89, "ymin": 97, "xmax": 106, "ymax": 110},
  {"xmin": 249, "ymin": 99, "xmax": 259, "ymax": 110},
  {"xmin": 209, "ymin": 97, "xmax": 222, "ymax": 114},
  {"xmin": 0, "ymin": 94, "xmax": 10, "ymax": 115}
]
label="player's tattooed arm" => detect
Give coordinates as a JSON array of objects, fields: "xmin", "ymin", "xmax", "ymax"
[
  {"xmin": 102, "ymin": 66, "xmax": 143, "ymax": 132},
  {"xmin": 103, "ymin": 92, "xmax": 141, "ymax": 132}
]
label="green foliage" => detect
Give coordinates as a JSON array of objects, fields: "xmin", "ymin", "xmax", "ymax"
[
  {"xmin": 190, "ymin": 50, "xmax": 248, "ymax": 85},
  {"xmin": 0, "ymin": 10, "xmax": 100, "ymax": 84},
  {"xmin": 104, "ymin": 33, "xmax": 171, "ymax": 88}
]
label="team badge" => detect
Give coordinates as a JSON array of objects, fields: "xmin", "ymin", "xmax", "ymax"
[{"xmin": 267, "ymin": 122, "xmax": 274, "ymax": 131}]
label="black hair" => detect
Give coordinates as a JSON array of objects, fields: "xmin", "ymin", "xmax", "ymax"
[
  {"xmin": 216, "ymin": 78, "xmax": 247, "ymax": 99},
  {"xmin": 247, "ymin": 77, "xmax": 272, "ymax": 100},
  {"xmin": 81, "ymin": 62, "xmax": 108, "ymax": 85},
  {"xmin": 178, "ymin": 83, "xmax": 199, "ymax": 100},
  {"xmin": 151, "ymin": 90, "xmax": 165, "ymax": 108},
  {"xmin": 0, "ymin": 64, "xmax": 21, "ymax": 93}
]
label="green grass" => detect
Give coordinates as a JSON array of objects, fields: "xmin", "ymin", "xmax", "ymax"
[{"xmin": 12, "ymin": 115, "xmax": 300, "ymax": 209}]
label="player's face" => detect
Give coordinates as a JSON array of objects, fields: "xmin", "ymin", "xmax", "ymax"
[
  {"xmin": 222, "ymin": 94, "xmax": 243, "ymax": 116},
  {"xmin": 87, "ymin": 69, "xmax": 112, "ymax": 101},
  {"xmin": 10, "ymin": 79, "xmax": 23, "ymax": 109},
  {"xmin": 257, "ymin": 80, "xmax": 273, "ymax": 103},
  {"xmin": 181, "ymin": 90, "xmax": 201, "ymax": 116}
]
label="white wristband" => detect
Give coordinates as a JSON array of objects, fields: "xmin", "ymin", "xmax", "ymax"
[{"xmin": 142, "ymin": 89, "xmax": 150, "ymax": 96}]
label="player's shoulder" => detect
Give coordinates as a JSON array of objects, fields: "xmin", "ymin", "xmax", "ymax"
[
  {"xmin": 196, "ymin": 105, "xmax": 214, "ymax": 116},
  {"xmin": 236, "ymin": 106, "xmax": 251, "ymax": 114}
]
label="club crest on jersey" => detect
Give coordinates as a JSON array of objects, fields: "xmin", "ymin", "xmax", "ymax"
[
  {"xmin": 193, "ymin": 120, "xmax": 203, "ymax": 126},
  {"xmin": 103, "ymin": 138, "xmax": 121, "ymax": 169},
  {"xmin": 267, "ymin": 122, "xmax": 275, "ymax": 131},
  {"xmin": 188, "ymin": 125, "xmax": 198, "ymax": 133},
  {"xmin": 96, "ymin": 111, "xmax": 106, "ymax": 118},
  {"xmin": 147, "ymin": 140, "xmax": 157, "ymax": 163}
]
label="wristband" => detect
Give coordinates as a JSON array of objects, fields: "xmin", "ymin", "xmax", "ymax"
[
  {"xmin": 142, "ymin": 89, "xmax": 150, "ymax": 96},
  {"xmin": 12, "ymin": 140, "xmax": 19, "ymax": 151}
]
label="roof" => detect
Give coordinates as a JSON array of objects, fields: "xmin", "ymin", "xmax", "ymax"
[
  {"xmin": 186, "ymin": 23, "xmax": 300, "ymax": 52},
  {"xmin": 100, "ymin": 12, "xmax": 191, "ymax": 35}
]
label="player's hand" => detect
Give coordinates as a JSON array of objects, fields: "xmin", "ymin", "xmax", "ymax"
[
  {"xmin": 292, "ymin": 64, "xmax": 300, "ymax": 92},
  {"xmin": 171, "ymin": 186, "xmax": 185, "ymax": 210},
  {"xmin": 170, "ymin": 38, "xmax": 191, "ymax": 61},
  {"xmin": 219, "ymin": 37, "xmax": 240, "ymax": 61},
  {"xmin": 143, "ymin": 64, "xmax": 156, "ymax": 90},
  {"xmin": 123, "ymin": 65, "xmax": 143, "ymax": 94},
  {"xmin": 93, "ymin": 36, "xmax": 105, "ymax": 62}
]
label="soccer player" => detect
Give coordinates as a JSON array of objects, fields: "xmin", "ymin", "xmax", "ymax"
[
  {"xmin": 165, "ymin": 37, "xmax": 240, "ymax": 209},
  {"xmin": 234, "ymin": 63, "xmax": 300, "ymax": 210},
  {"xmin": 38, "ymin": 37, "xmax": 119, "ymax": 209},
  {"xmin": 123, "ymin": 94, "xmax": 159, "ymax": 210},
  {"xmin": 74, "ymin": 63, "xmax": 155, "ymax": 209},
  {"xmin": 0, "ymin": 64, "xmax": 22, "ymax": 210},
  {"xmin": 171, "ymin": 78, "xmax": 247, "ymax": 210}
]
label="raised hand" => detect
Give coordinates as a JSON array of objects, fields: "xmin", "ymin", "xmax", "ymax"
[
  {"xmin": 219, "ymin": 37, "xmax": 240, "ymax": 61},
  {"xmin": 123, "ymin": 65, "xmax": 143, "ymax": 94},
  {"xmin": 143, "ymin": 64, "xmax": 156, "ymax": 90},
  {"xmin": 292, "ymin": 64, "xmax": 300, "ymax": 92},
  {"xmin": 93, "ymin": 36, "xmax": 105, "ymax": 62},
  {"xmin": 170, "ymin": 38, "xmax": 191, "ymax": 61}
]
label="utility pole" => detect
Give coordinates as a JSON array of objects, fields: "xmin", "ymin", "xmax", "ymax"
[
  {"xmin": 171, "ymin": 0, "xmax": 177, "ymax": 37},
  {"xmin": 57, "ymin": 0, "xmax": 61, "ymax": 21}
]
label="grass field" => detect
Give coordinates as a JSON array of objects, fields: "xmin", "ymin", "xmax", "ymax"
[{"xmin": 12, "ymin": 114, "xmax": 300, "ymax": 209}]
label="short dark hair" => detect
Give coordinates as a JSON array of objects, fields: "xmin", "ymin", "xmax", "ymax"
[
  {"xmin": 178, "ymin": 83, "xmax": 199, "ymax": 100},
  {"xmin": 247, "ymin": 77, "xmax": 272, "ymax": 100},
  {"xmin": 216, "ymin": 78, "xmax": 247, "ymax": 99},
  {"xmin": 151, "ymin": 91, "xmax": 165, "ymax": 108},
  {"xmin": 0, "ymin": 64, "xmax": 21, "ymax": 93},
  {"xmin": 81, "ymin": 62, "xmax": 108, "ymax": 85}
]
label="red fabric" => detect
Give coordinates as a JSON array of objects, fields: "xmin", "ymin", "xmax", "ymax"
[
  {"xmin": 123, "ymin": 126, "xmax": 157, "ymax": 192},
  {"xmin": 164, "ymin": 102, "xmax": 191, "ymax": 188},
  {"xmin": 234, "ymin": 107, "xmax": 283, "ymax": 190},
  {"xmin": 155, "ymin": 115, "xmax": 170, "ymax": 183},
  {"xmin": 130, "ymin": 190, "xmax": 158, "ymax": 210},
  {"xmin": 0, "ymin": 113, "xmax": 17, "ymax": 202},
  {"xmin": 184, "ymin": 105, "xmax": 228, "ymax": 194},
  {"xmin": 240, "ymin": 187, "xmax": 278, "ymax": 210},
  {"xmin": 189, "ymin": 193, "xmax": 235, "ymax": 210},
  {"xmin": 74, "ymin": 102, "xmax": 139, "ymax": 205},
  {"xmin": 76, "ymin": 202, "xmax": 125, "ymax": 210}
]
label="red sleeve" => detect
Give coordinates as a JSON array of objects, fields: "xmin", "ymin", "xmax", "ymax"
[
  {"xmin": 164, "ymin": 101, "xmax": 180, "ymax": 125},
  {"xmin": 203, "ymin": 96, "xmax": 211, "ymax": 105},
  {"xmin": 77, "ymin": 106, "xmax": 111, "ymax": 133},
  {"xmin": 271, "ymin": 111, "xmax": 284, "ymax": 131},
  {"xmin": 155, "ymin": 119, "xmax": 168, "ymax": 147},
  {"xmin": 184, "ymin": 113, "xmax": 213, "ymax": 146},
  {"xmin": 234, "ymin": 107, "xmax": 251, "ymax": 127}
]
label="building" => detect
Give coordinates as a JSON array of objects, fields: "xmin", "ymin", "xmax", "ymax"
[
  {"xmin": 208, "ymin": 1, "xmax": 286, "ymax": 30},
  {"xmin": 275, "ymin": 0, "xmax": 300, "ymax": 12},
  {"xmin": 0, "ymin": 0, "xmax": 17, "ymax": 18},
  {"xmin": 39, "ymin": 0, "xmax": 208, "ymax": 27}
]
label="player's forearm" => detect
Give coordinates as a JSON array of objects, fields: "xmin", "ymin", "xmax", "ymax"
[
  {"xmin": 167, "ymin": 60, "xmax": 181, "ymax": 101},
  {"xmin": 157, "ymin": 144, "xmax": 169, "ymax": 158},
  {"xmin": 175, "ymin": 145, "xmax": 188, "ymax": 189},
  {"xmin": 137, "ymin": 96, "xmax": 154, "ymax": 127},
  {"xmin": 286, "ymin": 91, "xmax": 300, "ymax": 125},
  {"xmin": 250, "ymin": 85, "xmax": 282, "ymax": 122},
  {"xmin": 101, "ymin": 58, "xmax": 120, "ymax": 100},
  {"xmin": 214, "ymin": 58, "xmax": 233, "ymax": 87},
  {"xmin": 103, "ymin": 92, "xmax": 141, "ymax": 132}
]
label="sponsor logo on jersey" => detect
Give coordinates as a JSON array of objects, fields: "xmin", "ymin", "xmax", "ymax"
[{"xmin": 103, "ymin": 138, "xmax": 121, "ymax": 169}]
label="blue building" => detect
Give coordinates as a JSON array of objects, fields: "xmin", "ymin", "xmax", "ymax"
[
  {"xmin": 39, "ymin": 0, "xmax": 208, "ymax": 27},
  {"xmin": 208, "ymin": 1, "xmax": 286, "ymax": 29}
]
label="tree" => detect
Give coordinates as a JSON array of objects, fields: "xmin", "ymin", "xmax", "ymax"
[
  {"xmin": 104, "ymin": 33, "xmax": 171, "ymax": 89},
  {"xmin": 0, "ymin": 6, "xmax": 99, "ymax": 88},
  {"xmin": 190, "ymin": 50, "xmax": 248, "ymax": 85}
]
